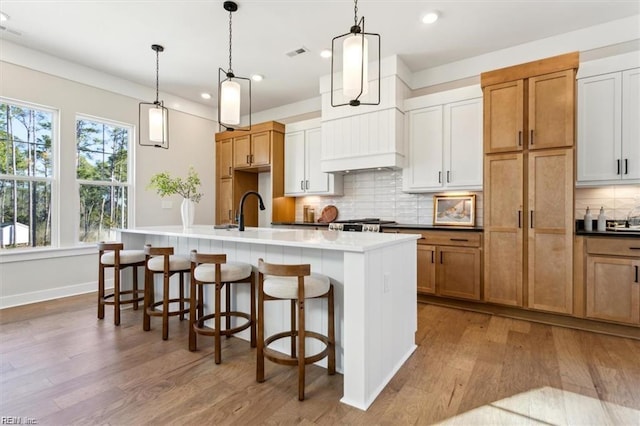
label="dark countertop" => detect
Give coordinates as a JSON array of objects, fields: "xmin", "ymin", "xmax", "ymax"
[
  {"xmin": 575, "ymin": 220, "xmax": 640, "ymax": 238},
  {"xmin": 271, "ymin": 222, "xmax": 484, "ymax": 232}
]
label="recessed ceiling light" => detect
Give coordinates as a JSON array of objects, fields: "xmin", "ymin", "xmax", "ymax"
[
  {"xmin": 200, "ymin": 93, "xmax": 212, "ymax": 100},
  {"xmin": 0, "ymin": 12, "xmax": 9, "ymax": 22},
  {"xmin": 251, "ymin": 74, "xmax": 264, "ymax": 82},
  {"xmin": 422, "ymin": 11, "xmax": 439, "ymax": 24},
  {"xmin": 320, "ymin": 49, "xmax": 332, "ymax": 59}
]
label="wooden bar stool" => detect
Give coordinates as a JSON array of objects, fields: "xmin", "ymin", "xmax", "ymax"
[
  {"xmin": 97, "ymin": 242, "xmax": 145, "ymax": 326},
  {"xmin": 189, "ymin": 250, "xmax": 256, "ymax": 364},
  {"xmin": 256, "ymin": 258, "xmax": 335, "ymax": 401},
  {"xmin": 143, "ymin": 245, "xmax": 191, "ymax": 340}
]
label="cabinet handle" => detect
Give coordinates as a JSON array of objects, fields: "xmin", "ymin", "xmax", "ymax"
[
  {"xmin": 530, "ymin": 129, "xmax": 534, "ymax": 145},
  {"xmin": 617, "ymin": 159, "xmax": 621, "ymax": 175},
  {"xmin": 517, "ymin": 131, "xmax": 522, "ymax": 146},
  {"xmin": 446, "ymin": 171, "xmax": 450, "ymax": 183},
  {"xmin": 630, "ymin": 247, "xmax": 640, "ymax": 250},
  {"xmin": 228, "ymin": 209, "xmax": 232, "ymax": 220},
  {"xmin": 300, "ymin": 180, "xmax": 304, "ymax": 190},
  {"xmin": 438, "ymin": 171, "xmax": 442, "ymax": 183},
  {"xmin": 625, "ymin": 159, "xmax": 629, "ymax": 175},
  {"xmin": 440, "ymin": 252, "xmax": 443, "ymax": 264},
  {"xmin": 251, "ymin": 154, "xmax": 254, "ymax": 163},
  {"xmin": 246, "ymin": 154, "xmax": 250, "ymax": 164},
  {"xmin": 450, "ymin": 238, "xmax": 468, "ymax": 242},
  {"xmin": 228, "ymin": 166, "xmax": 232, "ymax": 176},
  {"xmin": 635, "ymin": 265, "xmax": 639, "ymax": 283},
  {"xmin": 530, "ymin": 210, "xmax": 534, "ymax": 228},
  {"xmin": 431, "ymin": 251, "xmax": 434, "ymax": 264},
  {"xmin": 518, "ymin": 210, "xmax": 522, "ymax": 228},
  {"xmin": 306, "ymin": 180, "xmax": 309, "ymax": 190}
]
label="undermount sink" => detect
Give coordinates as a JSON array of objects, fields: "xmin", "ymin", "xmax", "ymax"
[{"xmin": 213, "ymin": 224, "xmax": 238, "ymax": 230}]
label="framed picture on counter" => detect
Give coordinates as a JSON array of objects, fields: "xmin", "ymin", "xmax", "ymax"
[{"xmin": 433, "ymin": 194, "xmax": 476, "ymax": 226}]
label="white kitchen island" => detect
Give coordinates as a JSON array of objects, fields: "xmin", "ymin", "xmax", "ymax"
[{"xmin": 118, "ymin": 225, "xmax": 419, "ymax": 410}]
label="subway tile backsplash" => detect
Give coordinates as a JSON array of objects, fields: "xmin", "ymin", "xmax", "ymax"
[
  {"xmin": 294, "ymin": 169, "xmax": 484, "ymax": 226},
  {"xmin": 293, "ymin": 171, "xmax": 639, "ymax": 225},
  {"xmin": 575, "ymin": 185, "xmax": 640, "ymax": 221}
]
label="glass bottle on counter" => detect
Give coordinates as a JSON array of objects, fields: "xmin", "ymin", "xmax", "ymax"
[
  {"xmin": 597, "ymin": 206, "xmax": 606, "ymax": 232},
  {"xmin": 584, "ymin": 207, "xmax": 592, "ymax": 231}
]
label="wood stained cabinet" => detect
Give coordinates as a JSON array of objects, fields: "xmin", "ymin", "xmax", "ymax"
[
  {"xmin": 585, "ymin": 238, "xmax": 640, "ymax": 326},
  {"xmin": 215, "ymin": 121, "xmax": 295, "ymax": 226},
  {"xmin": 481, "ymin": 52, "xmax": 578, "ymax": 314},
  {"xmin": 387, "ymin": 229, "xmax": 482, "ymax": 300},
  {"xmin": 234, "ymin": 131, "xmax": 271, "ymax": 169}
]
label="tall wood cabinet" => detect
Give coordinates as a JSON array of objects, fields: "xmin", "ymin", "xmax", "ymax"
[
  {"xmin": 482, "ymin": 52, "xmax": 578, "ymax": 314},
  {"xmin": 215, "ymin": 121, "xmax": 295, "ymax": 226}
]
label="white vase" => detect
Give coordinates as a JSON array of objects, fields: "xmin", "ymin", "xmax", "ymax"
[{"xmin": 181, "ymin": 198, "xmax": 195, "ymax": 229}]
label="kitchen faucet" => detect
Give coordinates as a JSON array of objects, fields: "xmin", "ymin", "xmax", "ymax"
[{"xmin": 237, "ymin": 191, "xmax": 265, "ymax": 231}]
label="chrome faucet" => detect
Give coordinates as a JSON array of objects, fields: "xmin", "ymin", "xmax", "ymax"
[{"xmin": 237, "ymin": 191, "xmax": 265, "ymax": 231}]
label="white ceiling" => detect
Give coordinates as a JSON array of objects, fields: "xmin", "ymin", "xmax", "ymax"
[{"xmin": 1, "ymin": 0, "xmax": 639, "ymax": 113}]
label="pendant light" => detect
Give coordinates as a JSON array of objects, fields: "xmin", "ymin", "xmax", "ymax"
[
  {"xmin": 218, "ymin": 1, "xmax": 251, "ymax": 132},
  {"xmin": 330, "ymin": 0, "xmax": 380, "ymax": 107},
  {"xmin": 139, "ymin": 44, "xmax": 169, "ymax": 149}
]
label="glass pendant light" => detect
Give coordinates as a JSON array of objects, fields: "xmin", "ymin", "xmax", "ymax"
[
  {"xmin": 218, "ymin": 1, "xmax": 251, "ymax": 131},
  {"xmin": 331, "ymin": 0, "xmax": 380, "ymax": 107},
  {"xmin": 139, "ymin": 44, "xmax": 169, "ymax": 149}
]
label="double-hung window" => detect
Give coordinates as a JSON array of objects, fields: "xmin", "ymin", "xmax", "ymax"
[
  {"xmin": 76, "ymin": 116, "xmax": 132, "ymax": 243},
  {"xmin": 0, "ymin": 100, "xmax": 55, "ymax": 250}
]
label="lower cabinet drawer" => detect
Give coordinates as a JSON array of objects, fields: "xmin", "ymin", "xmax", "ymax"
[{"xmin": 587, "ymin": 237, "xmax": 640, "ymax": 257}]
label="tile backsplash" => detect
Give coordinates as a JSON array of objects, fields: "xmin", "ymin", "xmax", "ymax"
[
  {"xmin": 294, "ymin": 169, "xmax": 483, "ymax": 226},
  {"xmin": 293, "ymin": 171, "xmax": 639, "ymax": 225},
  {"xmin": 575, "ymin": 185, "xmax": 640, "ymax": 221}
]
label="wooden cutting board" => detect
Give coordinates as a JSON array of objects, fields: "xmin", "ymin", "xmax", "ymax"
[{"xmin": 318, "ymin": 205, "xmax": 338, "ymax": 223}]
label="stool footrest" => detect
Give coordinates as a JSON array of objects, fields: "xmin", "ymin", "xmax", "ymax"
[
  {"xmin": 101, "ymin": 290, "xmax": 145, "ymax": 305},
  {"xmin": 193, "ymin": 311, "xmax": 252, "ymax": 337},
  {"xmin": 263, "ymin": 330, "xmax": 331, "ymax": 366},
  {"xmin": 146, "ymin": 298, "xmax": 190, "ymax": 317}
]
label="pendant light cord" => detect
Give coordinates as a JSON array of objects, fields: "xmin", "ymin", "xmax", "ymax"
[
  {"xmin": 228, "ymin": 8, "xmax": 234, "ymax": 74},
  {"xmin": 353, "ymin": 0, "xmax": 358, "ymax": 26},
  {"xmin": 155, "ymin": 48, "xmax": 160, "ymax": 104}
]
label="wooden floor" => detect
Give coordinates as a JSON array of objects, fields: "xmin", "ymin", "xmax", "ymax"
[{"xmin": 1, "ymin": 294, "xmax": 639, "ymax": 425}]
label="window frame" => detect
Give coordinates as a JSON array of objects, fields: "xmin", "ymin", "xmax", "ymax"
[
  {"xmin": 0, "ymin": 97, "xmax": 59, "ymax": 251},
  {"xmin": 75, "ymin": 113, "xmax": 135, "ymax": 244}
]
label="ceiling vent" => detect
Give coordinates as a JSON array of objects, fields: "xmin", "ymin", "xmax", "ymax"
[{"xmin": 286, "ymin": 47, "xmax": 309, "ymax": 58}]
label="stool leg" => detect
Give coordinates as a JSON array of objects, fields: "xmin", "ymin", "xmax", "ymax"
[
  {"xmin": 143, "ymin": 267, "xmax": 151, "ymax": 332},
  {"xmin": 114, "ymin": 265, "xmax": 121, "ymax": 326},
  {"xmin": 250, "ymin": 272, "xmax": 256, "ymax": 348},
  {"xmin": 198, "ymin": 284, "xmax": 204, "ymax": 318},
  {"xmin": 290, "ymin": 300, "xmax": 296, "ymax": 358},
  {"xmin": 189, "ymin": 276, "xmax": 197, "ymax": 351},
  {"xmin": 214, "ymin": 281, "xmax": 222, "ymax": 364},
  {"xmin": 162, "ymin": 270, "xmax": 170, "ymax": 340},
  {"xmin": 298, "ymin": 298, "xmax": 306, "ymax": 401},
  {"xmin": 133, "ymin": 265, "xmax": 140, "ymax": 310},
  {"xmin": 179, "ymin": 272, "xmax": 185, "ymax": 321},
  {"xmin": 225, "ymin": 282, "xmax": 231, "ymax": 339},
  {"xmin": 98, "ymin": 263, "xmax": 105, "ymax": 320},
  {"xmin": 328, "ymin": 285, "xmax": 336, "ymax": 375},
  {"xmin": 256, "ymin": 277, "xmax": 265, "ymax": 383}
]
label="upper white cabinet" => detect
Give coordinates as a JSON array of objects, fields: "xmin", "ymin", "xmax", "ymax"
[
  {"xmin": 577, "ymin": 67, "xmax": 640, "ymax": 185},
  {"xmin": 403, "ymin": 86, "xmax": 483, "ymax": 192},
  {"xmin": 285, "ymin": 119, "xmax": 343, "ymax": 196}
]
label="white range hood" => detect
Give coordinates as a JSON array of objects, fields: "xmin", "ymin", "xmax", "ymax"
[{"xmin": 319, "ymin": 55, "xmax": 411, "ymax": 173}]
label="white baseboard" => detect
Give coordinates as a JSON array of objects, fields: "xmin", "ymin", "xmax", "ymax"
[{"xmin": 0, "ymin": 280, "xmax": 112, "ymax": 309}]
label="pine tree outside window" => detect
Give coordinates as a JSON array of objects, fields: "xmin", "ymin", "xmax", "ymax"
[
  {"xmin": 0, "ymin": 100, "xmax": 55, "ymax": 250},
  {"xmin": 76, "ymin": 116, "xmax": 132, "ymax": 243}
]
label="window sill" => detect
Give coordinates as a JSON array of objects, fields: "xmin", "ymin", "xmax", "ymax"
[{"xmin": 0, "ymin": 245, "xmax": 97, "ymax": 263}]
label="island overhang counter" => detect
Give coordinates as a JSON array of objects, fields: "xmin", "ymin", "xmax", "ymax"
[{"xmin": 118, "ymin": 225, "xmax": 419, "ymax": 410}]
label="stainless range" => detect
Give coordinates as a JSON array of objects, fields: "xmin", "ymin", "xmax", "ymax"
[{"xmin": 328, "ymin": 218, "xmax": 396, "ymax": 232}]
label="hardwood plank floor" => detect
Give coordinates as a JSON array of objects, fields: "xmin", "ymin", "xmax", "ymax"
[{"xmin": 1, "ymin": 294, "xmax": 639, "ymax": 425}]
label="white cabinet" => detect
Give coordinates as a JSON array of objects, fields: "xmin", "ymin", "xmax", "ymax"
[
  {"xmin": 403, "ymin": 86, "xmax": 483, "ymax": 193},
  {"xmin": 577, "ymin": 68, "xmax": 640, "ymax": 185},
  {"xmin": 285, "ymin": 120, "xmax": 343, "ymax": 196}
]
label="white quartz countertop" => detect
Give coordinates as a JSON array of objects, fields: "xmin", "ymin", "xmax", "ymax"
[{"xmin": 119, "ymin": 225, "xmax": 420, "ymax": 253}]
